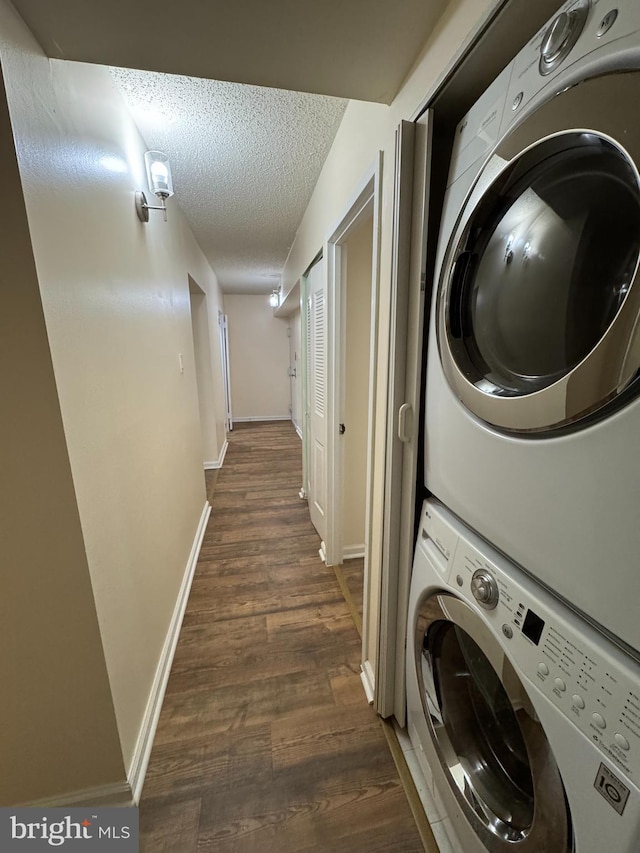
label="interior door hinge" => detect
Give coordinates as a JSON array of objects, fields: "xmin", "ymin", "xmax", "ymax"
[{"xmin": 339, "ymin": 423, "xmax": 346, "ymax": 435}]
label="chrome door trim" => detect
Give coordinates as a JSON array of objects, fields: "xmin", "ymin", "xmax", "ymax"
[
  {"xmin": 415, "ymin": 591, "xmax": 572, "ymax": 852},
  {"xmin": 438, "ymin": 71, "xmax": 640, "ymax": 433}
]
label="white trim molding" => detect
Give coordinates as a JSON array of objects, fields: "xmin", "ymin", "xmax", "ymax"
[
  {"xmin": 128, "ymin": 501, "xmax": 211, "ymax": 804},
  {"xmin": 232, "ymin": 416, "xmax": 291, "ymax": 423},
  {"xmin": 21, "ymin": 782, "xmax": 133, "ymax": 809},
  {"xmin": 204, "ymin": 439, "xmax": 228, "ymax": 470},
  {"xmin": 343, "ymin": 544, "xmax": 365, "ymax": 560},
  {"xmin": 360, "ymin": 660, "xmax": 375, "ymax": 705}
]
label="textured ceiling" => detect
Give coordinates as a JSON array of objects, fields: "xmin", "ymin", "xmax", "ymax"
[
  {"xmin": 112, "ymin": 69, "xmax": 347, "ymax": 293},
  {"xmin": 13, "ymin": 0, "xmax": 452, "ymax": 294}
]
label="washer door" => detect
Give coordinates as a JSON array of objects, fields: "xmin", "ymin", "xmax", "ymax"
[
  {"xmin": 438, "ymin": 72, "xmax": 640, "ymax": 433},
  {"xmin": 415, "ymin": 592, "xmax": 572, "ymax": 852}
]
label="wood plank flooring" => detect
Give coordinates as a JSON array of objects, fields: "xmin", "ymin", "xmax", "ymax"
[{"xmin": 139, "ymin": 421, "xmax": 425, "ymax": 852}]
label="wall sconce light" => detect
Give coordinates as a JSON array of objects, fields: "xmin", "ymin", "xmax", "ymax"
[
  {"xmin": 135, "ymin": 151, "xmax": 174, "ymax": 222},
  {"xmin": 269, "ymin": 290, "xmax": 279, "ymax": 308}
]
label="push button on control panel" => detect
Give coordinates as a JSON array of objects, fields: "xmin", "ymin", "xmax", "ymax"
[
  {"xmin": 572, "ymin": 694, "xmax": 585, "ymax": 709},
  {"xmin": 615, "ymin": 733, "xmax": 631, "ymax": 751},
  {"xmin": 597, "ymin": 9, "xmax": 618, "ymax": 38},
  {"xmin": 538, "ymin": 662, "xmax": 549, "ymax": 676},
  {"xmin": 554, "ymin": 677, "xmax": 567, "ymax": 692},
  {"xmin": 592, "ymin": 713, "xmax": 607, "ymax": 730}
]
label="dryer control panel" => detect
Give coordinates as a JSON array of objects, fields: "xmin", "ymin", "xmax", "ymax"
[
  {"xmin": 419, "ymin": 499, "xmax": 640, "ymax": 785},
  {"xmin": 504, "ymin": 0, "xmax": 640, "ymax": 138}
]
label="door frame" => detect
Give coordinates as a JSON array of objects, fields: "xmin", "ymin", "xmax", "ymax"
[
  {"xmin": 323, "ymin": 153, "xmax": 383, "ymax": 689},
  {"xmin": 377, "ymin": 115, "xmax": 433, "ymax": 719}
]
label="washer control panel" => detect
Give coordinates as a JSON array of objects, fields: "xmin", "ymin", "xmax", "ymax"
[
  {"xmin": 528, "ymin": 619, "xmax": 640, "ymax": 778},
  {"xmin": 419, "ymin": 500, "xmax": 640, "ymax": 784},
  {"xmin": 453, "ymin": 535, "xmax": 640, "ymax": 782}
]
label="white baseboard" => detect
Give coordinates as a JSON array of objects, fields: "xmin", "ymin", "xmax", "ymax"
[
  {"xmin": 232, "ymin": 416, "xmax": 291, "ymax": 422},
  {"xmin": 127, "ymin": 501, "xmax": 211, "ymax": 804},
  {"xmin": 318, "ymin": 540, "xmax": 327, "ymax": 563},
  {"xmin": 360, "ymin": 660, "xmax": 375, "ymax": 705},
  {"xmin": 295, "ymin": 424, "xmax": 303, "ymax": 440},
  {"xmin": 20, "ymin": 781, "xmax": 133, "ymax": 809},
  {"xmin": 343, "ymin": 544, "xmax": 365, "ymax": 560},
  {"xmin": 204, "ymin": 439, "xmax": 228, "ymax": 470}
]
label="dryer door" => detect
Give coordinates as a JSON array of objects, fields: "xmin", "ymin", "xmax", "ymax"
[
  {"xmin": 438, "ymin": 71, "xmax": 640, "ymax": 433},
  {"xmin": 415, "ymin": 592, "xmax": 572, "ymax": 852}
]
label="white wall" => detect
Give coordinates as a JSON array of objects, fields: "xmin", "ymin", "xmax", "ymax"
[
  {"xmin": 280, "ymin": 0, "xmax": 497, "ymax": 671},
  {"xmin": 343, "ymin": 213, "xmax": 373, "ymax": 553},
  {"xmin": 224, "ymin": 293, "xmax": 291, "ymax": 421},
  {"xmin": 0, "ymin": 0, "xmax": 228, "ymax": 787}
]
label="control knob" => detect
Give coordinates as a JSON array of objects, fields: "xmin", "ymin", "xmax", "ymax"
[
  {"xmin": 539, "ymin": 0, "xmax": 589, "ymax": 76},
  {"xmin": 471, "ymin": 569, "xmax": 499, "ymax": 609}
]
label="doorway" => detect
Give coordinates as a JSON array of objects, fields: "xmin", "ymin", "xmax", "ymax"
[
  {"xmin": 188, "ymin": 277, "xmax": 219, "ymax": 487},
  {"xmin": 301, "ymin": 155, "xmax": 382, "ymax": 699},
  {"xmin": 339, "ymin": 211, "xmax": 374, "ymax": 622}
]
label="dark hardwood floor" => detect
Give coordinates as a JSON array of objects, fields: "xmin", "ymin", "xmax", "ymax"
[{"xmin": 139, "ymin": 420, "xmax": 425, "ymax": 852}]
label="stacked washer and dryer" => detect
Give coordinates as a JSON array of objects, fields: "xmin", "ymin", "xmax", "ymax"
[{"xmin": 406, "ymin": 2, "xmax": 640, "ymax": 851}]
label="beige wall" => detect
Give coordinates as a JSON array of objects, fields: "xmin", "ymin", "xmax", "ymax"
[
  {"xmin": 224, "ymin": 294, "xmax": 291, "ymax": 421},
  {"xmin": 343, "ymin": 213, "xmax": 373, "ymax": 553},
  {"xmin": 0, "ymin": 63, "xmax": 124, "ymax": 804},
  {"xmin": 0, "ymin": 0, "xmax": 227, "ymax": 784},
  {"xmin": 280, "ymin": 0, "xmax": 497, "ymax": 669}
]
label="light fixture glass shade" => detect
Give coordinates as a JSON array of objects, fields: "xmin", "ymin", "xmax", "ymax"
[
  {"xmin": 144, "ymin": 150, "xmax": 174, "ymax": 199},
  {"xmin": 269, "ymin": 291, "xmax": 279, "ymax": 308}
]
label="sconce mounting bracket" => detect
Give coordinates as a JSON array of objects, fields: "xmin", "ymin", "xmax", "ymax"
[{"xmin": 135, "ymin": 191, "xmax": 150, "ymax": 223}]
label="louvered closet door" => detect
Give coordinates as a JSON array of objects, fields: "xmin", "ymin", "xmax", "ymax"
[{"xmin": 306, "ymin": 257, "xmax": 327, "ymax": 543}]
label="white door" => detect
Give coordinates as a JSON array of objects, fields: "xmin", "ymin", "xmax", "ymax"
[{"xmin": 306, "ymin": 257, "xmax": 328, "ymax": 546}]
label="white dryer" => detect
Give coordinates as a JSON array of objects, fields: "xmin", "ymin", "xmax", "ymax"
[
  {"xmin": 425, "ymin": 0, "xmax": 640, "ymax": 655},
  {"xmin": 406, "ymin": 498, "xmax": 640, "ymax": 853}
]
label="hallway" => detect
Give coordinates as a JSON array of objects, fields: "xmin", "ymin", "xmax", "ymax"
[{"xmin": 138, "ymin": 421, "xmax": 424, "ymax": 851}]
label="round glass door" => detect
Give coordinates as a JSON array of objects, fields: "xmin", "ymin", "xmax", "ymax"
[
  {"xmin": 415, "ymin": 593, "xmax": 572, "ymax": 852},
  {"xmin": 438, "ymin": 72, "xmax": 640, "ymax": 433}
]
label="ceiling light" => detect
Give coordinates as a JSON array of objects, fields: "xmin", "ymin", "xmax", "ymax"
[
  {"xmin": 135, "ymin": 150, "xmax": 174, "ymax": 222},
  {"xmin": 269, "ymin": 291, "xmax": 279, "ymax": 308}
]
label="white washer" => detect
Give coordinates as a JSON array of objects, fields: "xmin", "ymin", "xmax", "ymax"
[
  {"xmin": 425, "ymin": 0, "xmax": 640, "ymax": 655},
  {"xmin": 406, "ymin": 498, "xmax": 640, "ymax": 853}
]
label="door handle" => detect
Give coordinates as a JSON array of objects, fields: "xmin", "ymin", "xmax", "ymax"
[{"xmin": 398, "ymin": 403, "xmax": 413, "ymax": 443}]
